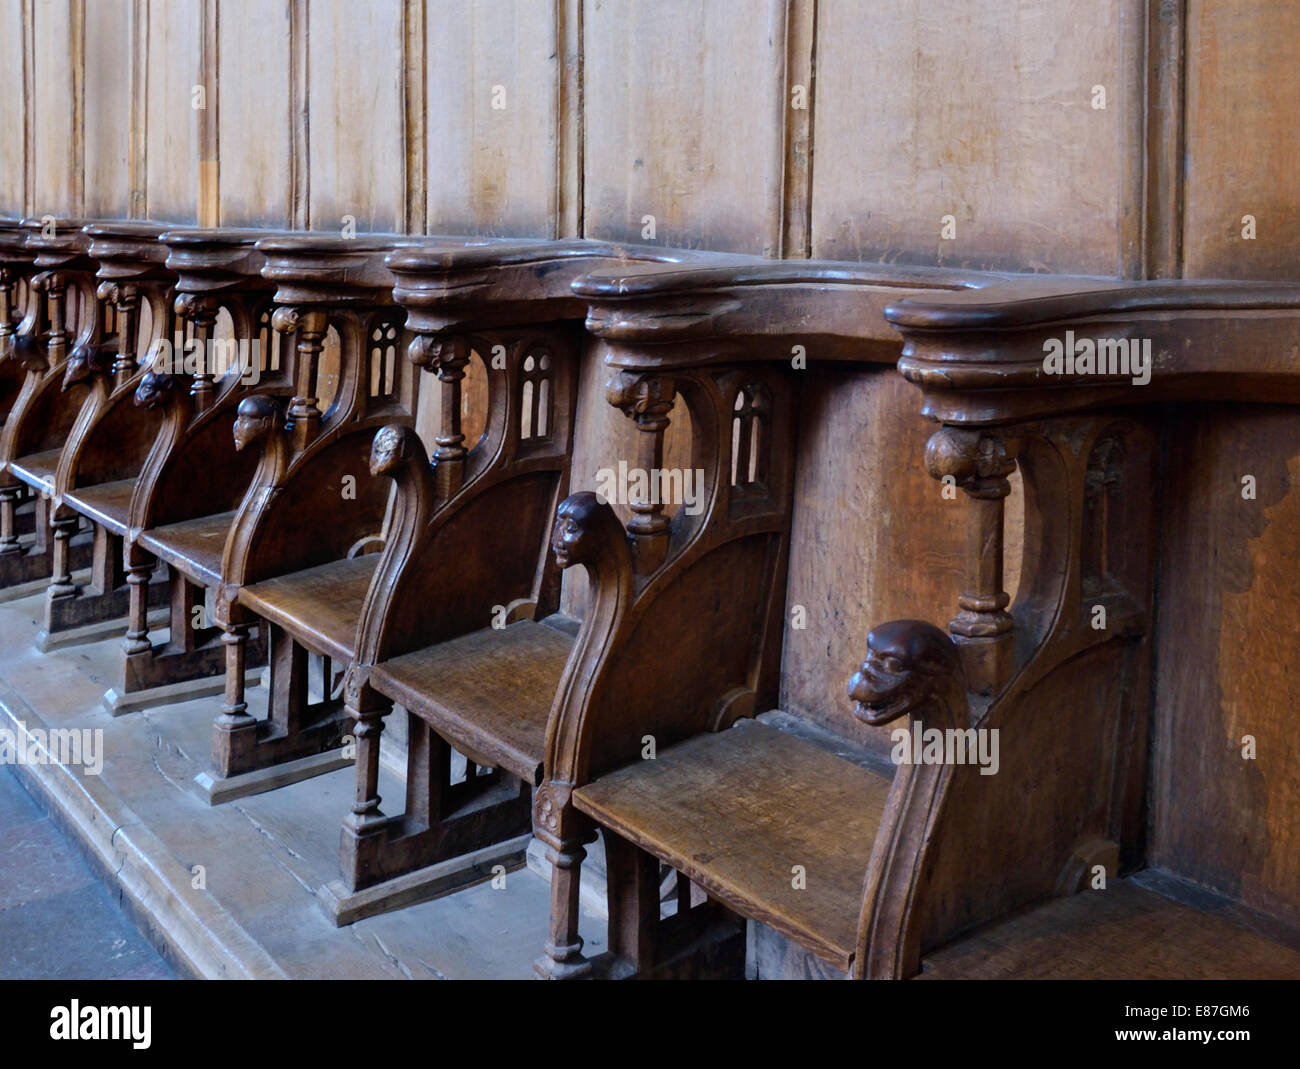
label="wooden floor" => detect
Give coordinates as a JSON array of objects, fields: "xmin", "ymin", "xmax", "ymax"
[
  {"xmin": 921, "ymin": 877, "xmax": 1300, "ymax": 979},
  {"xmin": 576, "ymin": 718, "xmax": 892, "ymax": 972}
]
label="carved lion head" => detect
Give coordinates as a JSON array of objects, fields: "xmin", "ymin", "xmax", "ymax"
[{"xmin": 848, "ymin": 619, "xmax": 964, "ymax": 726}]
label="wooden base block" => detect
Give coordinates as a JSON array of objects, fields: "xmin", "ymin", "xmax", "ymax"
[
  {"xmin": 35, "ymin": 609, "xmax": 168, "ymax": 654},
  {"xmin": 104, "ymin": 667, "xmax": 266, "ymax": 717},
  {"xmin": 194, "ymin": 748, "xmax": 354, "ymax": 805},
  {"xmin": 318, "ymin": 833, "xmax": 532, "ymax": 927}
]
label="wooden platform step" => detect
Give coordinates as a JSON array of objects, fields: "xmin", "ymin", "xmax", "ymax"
[
  {"xmin": 371, "ymin": 619, "xmax": 575, "ymax": 785},
  {"xmin": 574, "ymin": 718, "xmax": 892, "ymax": 972},
  {"xmin": 239, "ymin": 555, "xmax": 380, "ymax": 663},
  {"xmin": 920, "ymin": 875, "xmax": 1300, "ymax": 979}
]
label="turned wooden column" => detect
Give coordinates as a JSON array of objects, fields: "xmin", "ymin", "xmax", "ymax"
[
  {"xmin": 532, "ymin": 784, "xmax": 595, "ymax": 980},
  {"xmin": 925, "ymin": 427, "xmax": 1019, "ymax": 696},
  {"xmin": 273, "ymin": 306, "xmax": 327, "ymax": 451},
  {"xmin": 0, "ymin": 268, "xmax": 13, "ymax": 344},
  {"xmin": 606, "ymin": 370, "xmax": 676, "ymax": 573},
  {"xmin": 343, "ymin": 667, "xmax": 390, "ymax": 835},
  {"xmin": 45, "ymin": 273, "xmax": 68, "ymax": 367},
  {"xmin": 177, "ymin": 293, "xmax": 219, "ymax": 413},
  {"xmin": 411, "ymin": 333, "xmax": 470, "ymax": 499},
  {"xmin": 100, "ymin": 282, "xmax": 141, "ymax": 389}
]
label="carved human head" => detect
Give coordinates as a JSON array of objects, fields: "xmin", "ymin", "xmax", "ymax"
[
  {"xmin": 134, "ymin": 370, "xmax": 176, "ymax": 409},
  {"xmin": 369, "ymin": 424, "xmax": 412, "ymax": 477},
  {"xmin": 551, "ymin": 491, "xmax": 620, "ymax": 570},
  {"xmin": 848, "ymin": 619, "xmax": 964, "ymax": 726},
  {"xmin": 232, "ymin": 394, "xmax": 282, "ymax": 452}
]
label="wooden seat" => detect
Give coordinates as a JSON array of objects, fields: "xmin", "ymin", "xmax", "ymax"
[
  {"xmin": 63, "ymin": 477, "xmax": 136, "ymax": 535},
  {"xmin": 371, "ymin": 620, "xmax": 574, "ymax": 786},
  {"xmin": 921, "ymin": 878, "xmax": 1300, "ymax": 980},
  {"xmin": 575, "ymin": 719, "xmax": 890, "ymax": 971},
  {"xmin": 239, "ymin": 554, "xmax": 380, "ymax": 664},
  {"xmin": 138, "ymin": 510, "xmax": 236, "ymax": 588},
  {"xmin": 9, "ymin": 447, "xmax": 62, "ymax": 492}
]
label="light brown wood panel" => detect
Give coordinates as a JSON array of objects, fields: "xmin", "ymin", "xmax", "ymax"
[
  {"xmin": 216, "ymin": 0, "xmax": 293, "ymax": 227},
  {"xmin": 1150, "ymin": 405, "xmax": 1300, "ymax": 931},
  {"xmin": 31, "ymin": 0, "xmax": 82, "ymax": 217},
  {"xmin": 144, "ymin": 0, "xmax": 202, "ymax": 222},
  {"xmin": 83, "ymin": 0, "xmax": 131, "ymax": 218},
  {"xmin": 1, "ymin": 1, "xmax": 29, "ymax": 212},
  {"xmin": 811, "ymin": 0, "xmax": 1138, "ymax": 275},
  {"xmin": 424, "ymin": 0, "xmax": 559, "ymax": 236},
  {"xmin": 582, "ymin": 0, "xmax": 787, "ymax": 254},
  {"xmin": 306, "ymin": 0, "xmax": 405, "ymax": 233},
  {"xmin": 1183, "ymin": 0, "xmax": 1300, "ymax": 279}
]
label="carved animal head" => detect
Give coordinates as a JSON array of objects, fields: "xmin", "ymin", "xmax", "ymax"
[
  {"xmin": 551, "ymin": 491, "xmax": 624, "ymax": 570},
  {"xmin": 848, "ymin": 619, "xmax": 965, "ymax": 726},
  {"xmin": 134, "ymin": 370, "xmax": 177, "ymax": 409},
  {"xmin": 11, "ymin": 332, "xmax": 46, "ymax": 372},
  {"xmin": 232, "ymin": 394, "xmax": 283, "ymax": 452},
  {"xmin": 62, "ymin": 341, "xmax": 110, "ymax": 390},
  {"xmin": 369, "ymin": 424, "xmax": 415, "ymax": 477}
]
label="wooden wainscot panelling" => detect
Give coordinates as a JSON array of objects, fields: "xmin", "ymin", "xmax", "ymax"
[
  {"xmin": 306, "ymin": 0, "xmax": 405, "ymax": 233},
  {"xmin": 0, "ymin": 0, "xmax": 25, "ymax": 212},
  {"xmin": 31, "ymin": 0, "xmax": 84, "ymax": 217},
  {"xmin": 811, "ymin": 0, "xmax": 1140, "ymax": 275},
  {"xmin": 144, "ymin": 0, "xmax": 203, "ymax": 222},
  {"xmin": 583, "ymin": 0, "xmax": 787, "ymax": 254},
  {"xmin": 1183, "ymin": 0, "xmax": 1300, "ymax": 279},
  {"xmin": 216, "ymin": 0, "xmax": 293, "ymax": 227},
  {"xmin": 83, "ymin": 0, "xmax": 132, "ymax": 219},
  {"xmin": 424, "ymin": 0, "xmax": 562, "ymax": 237},
  {"xmin": 1150, "ymin": 406, "xmax": 1300, "ymax": 930}
]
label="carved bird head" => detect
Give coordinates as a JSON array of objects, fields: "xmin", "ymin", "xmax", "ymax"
[
  {"xmin": 11, "ymin": 332, "xmax": 46, "ymax": 372},
  {"xmin": 848, "ymin": 619, "xmax": 965, "ymax": 726},
  {"xmin": 232, "ymin": 394, "xmax": 282, "ymax": 452}
]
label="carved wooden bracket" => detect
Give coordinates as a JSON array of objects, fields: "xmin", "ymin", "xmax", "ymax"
[{"xmin": 924, "ymin": 427, "xmax": 1019, "ymax": 696}]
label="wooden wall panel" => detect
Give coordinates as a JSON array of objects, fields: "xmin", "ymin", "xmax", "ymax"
[
  {"xmin": 305, "ymin": 0, "xmax": 405, "ymax": 233},
  {"xmin": 1150, "ymin": 407, "xmax": 1300, "ymax": 929},
  {"xmin": 83, "ymin": 0, "xmax": 131, "ymax": 218},
  {"xmin": 143, "ymin": 0, "xmax": 201, "ymax": 223},
  {"xmin": 31, "ymin": 0, "xmax": 82, "ymax": 218},
  {"xmin": 0, "ymin": 1, "xmax": 28, "ymax": 214},
  {"xmin": 424, "ymin": 0, "xmax": 560, "ymax": 237},
  {"xmin": 216, "ymin": 0, "xmax": 293, "ymax": 227},
  {"xmin": 1183, "ymin": 1, "xmax": 1300, "ymax": 279},
  {"xmin": 811, "ymin": 0, "xmax": 1139, "ymax": 275},
  {"xmin": 582, "ymin": 0, "xmax": 787, "ymax": 254}
]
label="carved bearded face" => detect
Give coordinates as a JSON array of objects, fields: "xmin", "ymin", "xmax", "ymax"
[
  {"xmin": 848, "ymin": 619, "xmax": 960, "ymax": 726},
  {"xmin": 551, "ymin": 492, "xmax": 602, "ymax": 569},
  {"xmin": 369, "ymin": 425, "xmax": 408, "ymax": 477}
]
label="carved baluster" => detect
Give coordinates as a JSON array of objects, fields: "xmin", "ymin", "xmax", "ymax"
[
  {"xmin": 533, "ymin": 784, "xmax": 595, "ymax": 980},
  {"xmin": 606, "ymin": 371, "xmax": 676, "ymax": 573},
  {"xmin": 45, "ymin": 274, "xmax": 68, "ymax": 366},
  {"xmin": 100, "ymin": 282, "xmax": 141, "ymax": 388},
  {"xmin": 177, "ymin": 294, "xmax": 219, "ymax": 413},
  {"xmin": 342, "ymin": 667, "xmax": 389, "ymax": 838},
  {"xmin": 925, "ymin": 427, "xmax": 1018, "ymax": 696},
  {"xmin": 0, "ymin": 268, "xmax": 12, "ymax": 343},
  {"xmin": 408, "ymin": 333, "xmax": 469, "ymax": 498},
  {"xmin": 0, "ymin": 486, "xmax": 22, "ymax": 556},
  {"xmin": 273, "ymin": 306, "xmax": 327, "ymax": 450}
]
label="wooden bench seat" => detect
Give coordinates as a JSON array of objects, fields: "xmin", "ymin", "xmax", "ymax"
[
  {"xmin": 138, "ymin": 510, "xmax": 237, "ymax": 588},
  {"xmin": 9, "ymin": 447, "xmax": 63, "ymax": 493},
  {"xmin": 575, "ymin": 719, "xmax": 890, "ymax": 971},
  {"xmin": 238, "ymin": 554, "xmax": 379, "ymax": 664},
  {"xmin": 62, "ymin": 477, "xmax": 136, "ymax": 535},
  {"xmin": 370, "ymin": 619, "xmax": 575, "ymax": 786},
  {"xmin": 920, "ymin": 877, "xmax": 1300, "ymax": 980}
]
